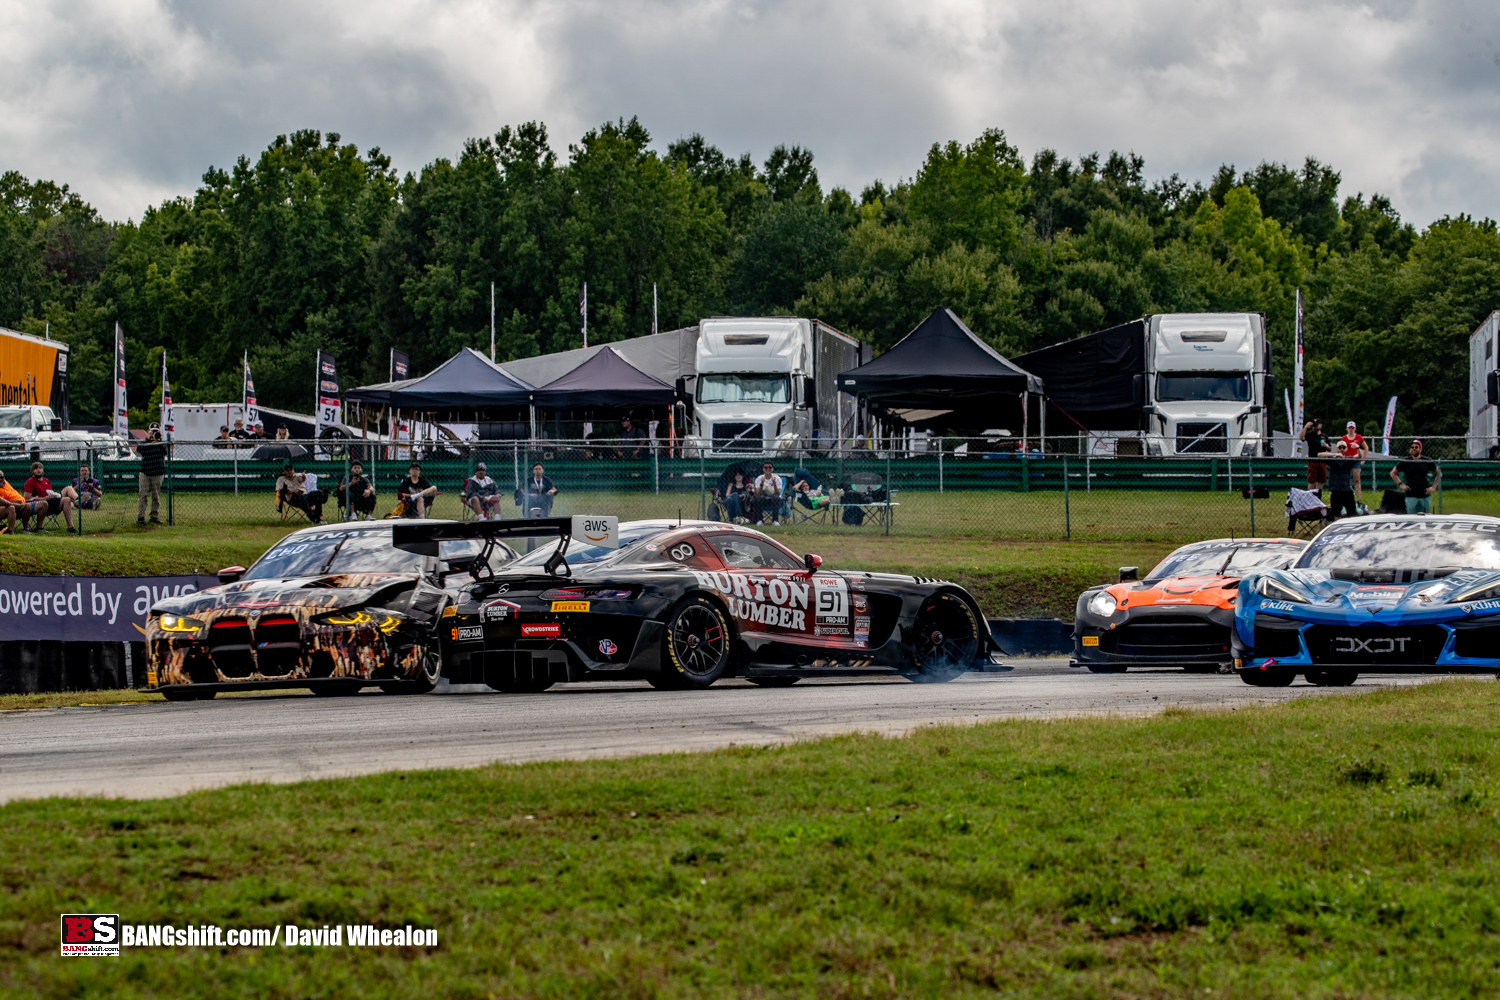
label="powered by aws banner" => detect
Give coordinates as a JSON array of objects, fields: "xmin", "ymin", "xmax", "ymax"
[{"xmin": 0, "ymin": 574, "xmax": 220, "ymax": 642}]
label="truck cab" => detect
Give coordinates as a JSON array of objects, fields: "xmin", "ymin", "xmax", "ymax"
[
  {"xmin": 1142, "ymin": 313, "xmax": 1271, "ymax": 457},
  {"xmin": 0, "ymin": 405, "xmax": 127, "ymax": 461},
  {"xmin": 684, "ymin": 317, "xmax": 861, "ymax": 457}
]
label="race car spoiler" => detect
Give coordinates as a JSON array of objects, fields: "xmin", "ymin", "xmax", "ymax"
[{"xmin": 393, "ymin": 515, "xmax": 618, "ymax": 578}]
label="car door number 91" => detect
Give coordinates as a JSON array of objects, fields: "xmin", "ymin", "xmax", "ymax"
[{"xmin": 813, "ymin": 576, "xmax": 850, "ymax": 629}]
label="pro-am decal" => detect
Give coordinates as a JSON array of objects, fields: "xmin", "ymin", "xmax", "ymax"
[
  {"xmin": 691, "ymin": 571, "xmax": 809, "ymax": 631},
  {"xmin": 813, "ymin": 575, "xmax": 849, "ymax": 628},
  {"xmin": 451, "ymin": 625, "xmax": 483, "ymax": 642}
]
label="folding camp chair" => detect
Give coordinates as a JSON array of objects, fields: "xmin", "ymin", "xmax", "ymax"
[
  {"xmin": 832, "ymin": 472, "xmax": 899, "ymax": 530},
  {"xmin": 788, "ymin": 466, "xmax": 832, "ymax": 526},
  {"xmin": 1286, "ymin": 487, "xmax": 1328, "ymax": 537}
]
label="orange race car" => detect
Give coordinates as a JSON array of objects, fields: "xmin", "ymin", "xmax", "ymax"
[{"xmin": 1071, "ymin": 537, "xmax": 1306, "ymax": 673}]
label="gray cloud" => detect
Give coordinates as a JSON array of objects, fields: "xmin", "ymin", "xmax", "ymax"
[{"xmin": 0, "ymin": 0, "xmax": 1495, "ymax": 226}]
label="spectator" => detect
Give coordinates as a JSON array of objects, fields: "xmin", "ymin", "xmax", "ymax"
[
  {"xmin": 1391, "ymin": 439, "xmax": 1440, "ymax": 514},
  {"xmin": 275, "ymin": 463, "xmax": 327, "ymax": 523},
  {"xmin": 251, "ymin": 421, "xmax": 267, "ymax": 440},
  {"xmin": 337, "ymin": 459, "xmax": 377, "ymax": 520},
  {"xmin": 274, "ymin": 426, "xmax": 291, "ymax": 441},
  {"xmin": 396, "ymin": 462, "xmax": 437, "ymax": 518},
  {"xmin": 22, "ymin": 461, "xmax": 77, "ymax": 533},
  {"xmin": 65, "ymin": 464, "xmax": 103, "ymax": 512},
  {"xmin": 1341, "ymin": 420, "xmax": 1368, "ymax": 501},
  {"xmin": 0, "ymin": 470, "xmax": 46, "ymax": 534},
  {"xmin": 1317, "ymin": 441, "xmax": 1362, "ymax": 520},
  {"xmin": 751, "ymin": 460, "xmax": 786, "ymax": 526},
  {"xmin": 230, "ymin": 417, "xmax": 250, "ymax": 440},
  {"xmin": 136, "ymin": 424, "xmax": 168, "ymax": 526},
  {"xmin": 213, "ymin": 424, "xmax": 233, "ymax": 448},
  {"xmin": 1300, "ymin": 418, "xmax": 1328, "ymax": 493},
  {"xmin": 721, "ymin": 469, "xmax": 750, "ymax": 522},
  {"xmin": 789, "ymin": 466, "xmax": 827, "ymax": 512},
  {"xmin": 463, "ymin": 462, "xmax": 504, "ymax": 520},
  {"xmin": 521, "ymin": 463, "xmax": 557, "ymax": 518},
  {"xmin": 616, "ymin": 415, "xmax": 649, "ymax": 458}
]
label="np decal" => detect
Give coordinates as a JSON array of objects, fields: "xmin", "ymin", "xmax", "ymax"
[{"xmin": 598, "ymin": 639, "xmax": 618, "ymax": 656}]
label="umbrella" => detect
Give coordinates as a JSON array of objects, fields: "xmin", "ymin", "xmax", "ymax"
[{"xmin": 251, "ymin": 443, "xmax": 310, "ymax": 462}]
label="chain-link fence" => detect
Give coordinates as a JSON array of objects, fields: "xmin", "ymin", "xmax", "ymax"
[{"xmin": 2, "ymin": 436, "xmax": 1493, "ymax": 547}]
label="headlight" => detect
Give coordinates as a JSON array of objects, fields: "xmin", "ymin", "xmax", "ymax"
[
  {"xmin": 1253, "ymin": 577, "xmax": 1308, "ymax": 603},
  {"xmin": 158, "ymin": 614, "xmax": 204, "ymax": 633},
  {"xmin": 1449, "ymin": 583, "xmax": 1500, "ymax": 604},
  {"xmin": 1087, "ymin": 591, "xmax": 1118, "ymax": 616},
  {"xmin": 317, "ymin": 610, "xmax": 374, "ymax": 626}
]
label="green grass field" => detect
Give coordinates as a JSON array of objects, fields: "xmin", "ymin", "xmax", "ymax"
[{"xmin": 3, "ymin": 682, "xmax": 1498, "ymax": 998}]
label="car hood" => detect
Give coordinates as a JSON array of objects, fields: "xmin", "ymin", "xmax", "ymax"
[
  {"xmin": 1245, "ymin": 567, "xmax": 1500, "ymax": 617},
  {"xmin": 150, "ymin": 574, "xmax": 415, "ymax": 616},
  {"xmin": 1104, "ymin": 575, "xmax": 1240, "ymax": 611}
]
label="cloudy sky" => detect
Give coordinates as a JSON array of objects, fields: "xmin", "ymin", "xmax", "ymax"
[{"xmin": 2, "ymin": 0, "xmax": 1497, "ymax": 226}]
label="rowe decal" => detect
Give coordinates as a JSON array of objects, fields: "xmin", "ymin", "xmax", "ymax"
[{"xmin": 691, "ymin": 571, "xmax": 810, "ymax": 630}]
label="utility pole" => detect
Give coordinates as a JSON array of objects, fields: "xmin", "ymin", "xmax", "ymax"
[
  {"xmin": 581, "ymin": 282, "xmax": 588, "ymax": 348},
  {"xmin": 652, "ymin": 282, "xmax": 658, "ymax": 336},
  {"xmin": 490, "ymin": 281, "xmax": 496, "ymax": 362}
]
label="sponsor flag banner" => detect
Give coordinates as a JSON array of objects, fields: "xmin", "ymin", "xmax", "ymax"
[
  {"xmin": 1382, "ymin": 395, "xmax": 1398, "ymax": 455},
  {"xmin": 315, "ymin": 350, "xmax": 341, "ymax": 435},
  {"xmin": 113, "ymin": 323, "xmax": 129, "ymax": 438},
  {"xmin": 1293, "ymin": 288, "xmax": 1305, "ymax": 457},
  {"xmin": 391, "ymin": 349, "xmax": 410, "ymax": 382},
  {"xmin": 242, "ymin": 351, "xmax": 258, "ymax": 428},
  {"xmin": 0, "ymin": 574, "xmax": 219, "ymax": 642},
  {"xmin": 160, "ymin": 352, "xmax": 173, "ymax": 441},
  {"xmin": 579, "ymin": 282, "xmax": 587, "ymax": 348}
]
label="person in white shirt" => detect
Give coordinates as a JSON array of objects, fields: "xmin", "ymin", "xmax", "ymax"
[
  {"xmin": 752, "ymin": 460, "xmax": 785, "ymax": 525},
  {"xmin": 463, "ymin": 462, "xmax": 504, "ymax": 520}
]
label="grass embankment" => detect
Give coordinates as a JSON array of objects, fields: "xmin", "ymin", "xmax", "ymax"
[{"xmin": 3, "ymin": 682, "xmax": 1498, "ymax": 997}]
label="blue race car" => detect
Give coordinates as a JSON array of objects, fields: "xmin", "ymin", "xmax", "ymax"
[{"xmin": 1232, "ymin": 514, "xmax": 1500, "ymax": 687}]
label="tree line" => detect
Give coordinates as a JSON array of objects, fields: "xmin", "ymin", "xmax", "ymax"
[{"xmin": 2, "ymin": 118, "xmax": 1497, "ymax": 436}]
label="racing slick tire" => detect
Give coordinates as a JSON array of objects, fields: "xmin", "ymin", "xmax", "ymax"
[
  {"xmin": 651, "ymin": 594, "xmax": 734, "ymax": 690},
  {"xmin": 1304, "ymin": 669, "xmax": 1358, "ymax": 687},
  {"xmin": 381, "ymin": 648, "xmax": 442, "ymax": 695},
  {"xmin": 906, "ymin": 592, "xmax": 981, "ymax": 684},
  {"xmin": 1239, "ymin": 667, "xmax": 1296, "ymax": 687},
  {"xmin": 747, "ymin": 677, "xmax": 800, "ymax": 688},
  {"xmin": 161, "ymin": 687, "xmax": 214, "ymax": 701}
]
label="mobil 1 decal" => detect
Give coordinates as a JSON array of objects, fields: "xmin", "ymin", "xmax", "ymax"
[{"xmin": 812, "ymin": 575, "xmax": 850, "ymax": 637}]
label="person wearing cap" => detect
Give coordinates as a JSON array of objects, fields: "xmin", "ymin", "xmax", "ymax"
[
  {"xmin": 462, "ymin": 461, "xmax": 504, "ymax": 520},
  {"xmin": 336, "ymin": 458, "xmax": 377, "ymax": 519},
  {"xmin": 214, "ymin": 424, "xmax": 234, "ymax": 449},
  {"xmin": 1341, "ymin": 420, "xmax": 1369, "ymax": 502},
  {"xmin": 136, "ymin": 423, "xmax": 168, "ymax": 526},
  {"xmin": 251, "ymin": 421, "xmax": 267, "ymax": 440},
  {"xmin": 1299, "ymin": 418, "xmax": 1328, "ymax": 492},
  {"xmin": 1392, "ymin": 439, "xmax": 1440, "ymax": 514},
  {"xmin": 275, "ymin": 462, "xmax": 327, "ymax": 523}
]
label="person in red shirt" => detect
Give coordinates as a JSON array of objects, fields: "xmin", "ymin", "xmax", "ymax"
[
  {"xmin": 22, "ymin": 460, "xmax": 77, "ymax": 533},
  {"xmin": 1340, "ymin": 421, "xmax": 1368, "ymax": 503},
  {"xmin": 0, "ymin": 470, "xmax": 48, "ymax": 534}
]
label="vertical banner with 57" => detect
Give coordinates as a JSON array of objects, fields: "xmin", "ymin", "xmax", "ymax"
[{"xmin": 315, "ymin": 350, "xmax": 341, "ymax": 438}]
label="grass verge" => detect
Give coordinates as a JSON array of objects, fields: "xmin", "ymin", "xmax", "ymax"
[{"xmin": 3, "ymin": 682, "xmax": 1499, "ymax": 998}]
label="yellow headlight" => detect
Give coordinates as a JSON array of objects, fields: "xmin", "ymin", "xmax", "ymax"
[
  {"xmin": 158, "ymin": 614, "xmax": 203, "ymax": 633},
  {"xmin": 377, "ymin": 616, "xmax": 400, "ymax": 635},
  {"xmin": 322, "ymin": 610, "xmax": 374, "ymax": 627}
]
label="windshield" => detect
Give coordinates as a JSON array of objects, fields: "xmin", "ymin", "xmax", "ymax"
[
  {"xmin": 1147, "ymin": 542, "xmax": 1302, "ymax": 580},
  {"xmin": 697, "ymin": 374, "xmax": 790, "ymax": 404},
  {"xmin": 1155, "ymin": 373, "xmax": 1250, "ymax": 403},
  {"xmin": 511, "ymin": 524, "xmax": 666, "ymax": 569},
  {"xmin": 244, "ymin": 528, "xmax": 425, "ymax": 580},
  {"xmin": 0, "ymin": 411, "xmax": 32, "ymax": 429},
  {"xmin": 1297, "ymin": 521, "xmax": 1500, "ymax": 571}
]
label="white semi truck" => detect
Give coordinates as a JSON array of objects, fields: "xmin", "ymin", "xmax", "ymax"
[
  {"xmin": 1139, "ymin": 313, "xmax": 1273, "ymax": 456},
  {"xmin": 1467, "ymin": 310, "xmax": 1500, "ymax": 458},
  {"xmin": 681, "ymin": 317, "xmax": 866, "ymax": 456}
]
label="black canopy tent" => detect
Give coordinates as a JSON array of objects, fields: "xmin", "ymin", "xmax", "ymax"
[
  {"xmin": 1013, "ymin": 319, "xmax": 1147, "ymax": 432},
  {"xmin": 835, "ymin": 308, "xmax": 1044, "ymax": 439},
  {"xmin": 345, "ymin": 347, "xmax": 535, "ymax": 414},
  {"xmin": 530, "ymin": 346, "xmax": 676, "ymax": 411}
]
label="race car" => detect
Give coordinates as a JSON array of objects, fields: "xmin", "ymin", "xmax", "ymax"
[
  {"xmin": 393, "ymin": 516, "xmax": 997, "ymax": 691},
  {"xmin": 1072, "ymin": 537, "xmax": 1306, "ymax": 673},
  {"xmin": 144, "ymin": 519, "xmax": 510, "ymax": 700},
  {"xmin": 1233, "ymin": 514, "xmax": 1500, "ymax": 687}
]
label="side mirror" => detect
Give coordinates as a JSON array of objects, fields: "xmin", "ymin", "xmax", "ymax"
[
  {"xmin": 1131, "ymin": 373, "xmax": 1145, "ymax": 407},
  {"xmin": 1118, "ymin": 566, "xmax": 1138, "ymax": 582},
  {"xmin": 799, "ymin": 375, "xmax": 816, "ymax": 408},
  {"xmin": 675, "ymin": 376, "xmax": 688, "ymax": 403},
  {"xmin": 49, "ymin": 418, "xmax": 62, "ymax": 432},
  {"xmin": 804, "ymin": 553, "xmax": 822, "ymax": 571},
  {"xmin": 217, "ymin": 565, "xmax": 246, "ymax": 585},
  {"xmin": 1489, "ymin": 370, "xmax": 1500, "ymax": 407},
  {"xmin": 1263, "ymin": 374, "xmax": 1275, "ymax": 408}
]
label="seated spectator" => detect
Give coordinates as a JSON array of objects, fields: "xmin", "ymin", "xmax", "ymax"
[
  {"xmin": 22, "ymin": 461, "xmax": 76, "ymax": 533},
  {"xmin": 616, "ymin": 416, "xmax": 649, "ymax": 458},
  {"xmin": 274, "ymin": 463, "xmax": 327, "ymax": 523},
  {"xmin": 274, "ymin": 426, "xmax": 291, "ymax": 441},
  {"xmin": 251, "ymin": 421, "xmax": 267, "ymax": 440},
  {"xmin": 790, "ymin": 467, "xmax": 825, "ymax": 510},
  {"xmin": 462, "ymin": 462, "xmax": 504, "ymax": 520},
  {"xmin": 751, "ymin": 460, "xmax": 787, "ymax": 526},
  {"xmin": 395, "ymin": 463, "xmax": 437, "ymax": 518},
  {"xmin": 520, "ymin": 463, "xmax": 556, "ymax": 519},
  {"xmin": 64, "ymin": 464, "xmax": 104, "ymax": 511},
  {"xmin": 336, "ymin": 459, "xmax": 377, "ymax": 520},
  {"xmin": 0, "ymin": 469, "xmax": 47, "ymax": 534},
  {"xmin": 213, "ymin": 424, "xmax": 234, "ymax": 448},
  {"xmin": 721, "ymin": 469, "xmax": 750, "ymax": 522},
  {"xmin": 230, "ymin": 418, "xmax": 251, "ymax": 440}
]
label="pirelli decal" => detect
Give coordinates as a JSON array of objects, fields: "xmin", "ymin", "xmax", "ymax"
[{"xmin": 550, "ymin": 600, "xmax": 590, "ymax": 612}]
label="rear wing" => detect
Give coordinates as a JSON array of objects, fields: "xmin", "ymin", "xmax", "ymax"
[{"xmin": 393, "ymin": 515, "xmax": 618, "ymax": 578}]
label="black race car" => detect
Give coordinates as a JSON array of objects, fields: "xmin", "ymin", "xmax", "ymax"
[
  {"xmin": 144, "ymin": 520, "xmax": 511, "ymax": 700},
  {"xmin": 392, "ymin": 517, "xmax": 997, "ymax": 690}
]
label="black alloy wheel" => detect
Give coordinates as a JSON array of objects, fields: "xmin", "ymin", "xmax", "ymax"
[
  {"xmin": 1304, "ymin": 669, "xmax": 1358, "ymax": 687},
  {"xmin": 381, "ymin": 648, "xmax": 442, "ymax": 695},
  {"xmin": 654, "ymin": 595, "xmax": 733, "ymax": 690},
  {"xmin": 908, "ymin": 593, "xmax": 981, "ymax": 683}
]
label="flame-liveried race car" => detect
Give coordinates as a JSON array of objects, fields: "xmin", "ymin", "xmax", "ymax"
[
  {"xmin": 394, "ymin": 517, "xmax": 998, "ymax": 691},
  {"xmin": 1233, "ymin": 514, "xmax": 1500, "ymax": 687},
  {"xmin": 144, "ymin": 520, "xmax": 511, "ymax": 700},
  {"xmin": 1072, "ymin": 537, "xmax": 1306, "ymax": 673}
]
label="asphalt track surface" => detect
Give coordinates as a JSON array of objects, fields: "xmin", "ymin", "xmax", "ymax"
[{"xmin": 2, "ymin": 659, "xmax": 1443, "ymax": 802}]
